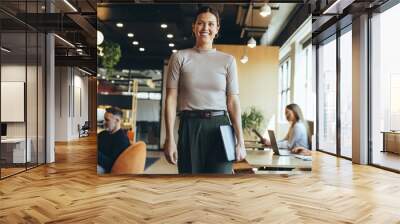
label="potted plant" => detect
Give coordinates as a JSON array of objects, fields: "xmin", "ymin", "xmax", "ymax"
[
  {"xmin": 100, "ymin": 41, "xmax": 122, "ymax": 77},
  {"xmin": 241, "ymin": 106, "xmax": 264, "ymax": 140}
]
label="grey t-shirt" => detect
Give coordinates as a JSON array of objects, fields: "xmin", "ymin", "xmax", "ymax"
[{"xmin": 166, "ymin": 47, "xmax": 239, "ymax": 111}]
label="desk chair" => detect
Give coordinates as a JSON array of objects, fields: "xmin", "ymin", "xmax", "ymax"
[
  {"xmin": 78, "ymin": 121, "xmax": 90, "ymax": 138},
  {"xmin": 306, "ymin": 120, "xmax": 314, "ymax": 149},
  {"xmin": 111, "ymin": 141, "xmax": 147, "ymax": 174}
]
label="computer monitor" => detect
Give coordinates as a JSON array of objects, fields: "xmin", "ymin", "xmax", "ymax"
[{"xmin": 1, "ymin": 123, "xmax": 7, "ymax": 137}]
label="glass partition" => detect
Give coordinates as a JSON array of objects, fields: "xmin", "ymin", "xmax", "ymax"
[{"xmin": 0, "ymin": 1, "xmax": 46, "ymax": 179}]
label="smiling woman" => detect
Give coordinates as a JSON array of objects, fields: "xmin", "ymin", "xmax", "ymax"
[{"xmin": 164, "ymin": 7, "xmax": 246, "ymax": 174}]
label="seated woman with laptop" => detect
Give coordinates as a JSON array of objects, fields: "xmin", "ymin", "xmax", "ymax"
[{"xmin": 259, "ymin": 104, "xmax": 311, "ymax": 156}]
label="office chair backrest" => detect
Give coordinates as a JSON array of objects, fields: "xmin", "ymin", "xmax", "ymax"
[
  {"xmin": 306, "ymin": 120, "xmax": 314, "ymax": 149},
  {"xmin": 111, "ymin": 141, "xmax": 147, "ymax": 174}
]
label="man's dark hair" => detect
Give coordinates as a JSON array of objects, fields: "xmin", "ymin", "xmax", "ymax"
[{"xmin": 106, "ymin": 107, "xmax": 123, "ymax": 118}]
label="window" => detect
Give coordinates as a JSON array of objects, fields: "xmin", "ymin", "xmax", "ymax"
[
  {"xmin": 340, "ymin": 29, "xmax": 352, "ymax": 158},
  {"xmin": 279, "ymin": 58, "xmax": 291, "ymax": 122},
  {"xmin": 370, "ymin": 3, "xmax": 400, "ymax": 171},
  {"xmin": 296, "ymin": 43, "xmax": 315, "ymax": 122},
  {"xmin": 317, "ymin": 37, "xmax": 337, "ymax": 154}
]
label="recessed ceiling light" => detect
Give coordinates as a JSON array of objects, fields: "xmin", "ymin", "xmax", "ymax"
[
  {"xmin": 169, "ymin": 43, "xmax": 175, "ymax": 47},
  {"xmin": 111, "ymin": 80, "xmax": 115, "ymax": 84},
  {"xmin": 161, "ymin": 24, "xmax": 168, "ymax": 29},
  {"xmin": 132, "ymin": 41, "xmax": 139, "ymax": 45},
  {"xmin": 97, "ymin": 74, "xmax": 101, "ymax": 77},
  {"xmin": 121, "ymin": 77, "xmax": 124, "ymax": 80},
  {"xmin": 116, "ymin": 23, "xmax": 124, "ymax": 28},
  {"xmin": 167, "ymin": 34, "xmax": 174, "ymax": 39},
  {"xmin": 172, "ymin": 49, "xmax": 177, "ymax": 53},
  {"xmin": 76, "ymin": 48, "xmax": 83, "ymax": 52},
  {"xmin": 102, "ymin": 76, "xmax": 106, "ymax": 79},
  {"xmin": 127, "ymin": 33, "xmax": 134, "ymax": 38},
  {"xmin": 116, "ymin": 74, "xmax": 120, "ymax": 78},
  {"xmin": 139, "ymin": 47, "xmax": 145, "ymax": 52}
]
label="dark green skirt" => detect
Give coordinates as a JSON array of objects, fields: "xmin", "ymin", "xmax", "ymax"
[{"xmin": 177, "ymin": 114, "xmax": 233, "ymax": 174}]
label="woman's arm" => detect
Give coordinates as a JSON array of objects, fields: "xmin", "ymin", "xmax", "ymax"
[
  {"xmin": 227, "ymin": 94, "xmax": 246, "ymax": 161},
  {"xmin": 164, "ymin": 88, "xmax": 178, "ymax": 165}
]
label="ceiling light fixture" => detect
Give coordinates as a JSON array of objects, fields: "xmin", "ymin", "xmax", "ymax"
[
  {"xmin": 116, "ymin": 22, "xmax": 124, "ymax": 28},
  {"xmin": 260, "ymin": 3, "xmax": 272, "ymax": 17},
  {"xmin": 172, "ymin": 49, "xmax": 177, "ymax": 53},
  {"xmin": 169, "ymin": 43, "xmax": 175, "ymax": 47},
  {"xmin": 1, "ymin": 47, "xmax": 11, "ymax": 53},
  {"xmin": 247, "ymin": 37, "xmax": 256, "ymax": 48},
  {"xmin": 240, "ymin": 55, "xmax": 249, "ymax": 64},
  {"xmin": 127, "ymin": 33, "xmax": 134, "ymax": 38},
  {"xmin": 139, "ymin": 47, "xmax": 145, "ymax": 52},
  {"xmin": 247, "ymin": 5, "xmax": 257, "ymax": 48},
  {"xmin": 54, "ymin": 34, "xmax": 75, "ymax": 48},
  {"xmin": 132, "ymin": 41, "xmax": 139, "ymax": 45},
  {"xmin": 97, "ymin": 31, "xmax": 104, "ymax": 45},
  {"xmin": 161, "ymin": 24, "xmax": 168, "ymax": 29},
  {"xmin": 63, "ymin": 0, "xmax": 78, "ymax": 12},
  {"xmin": 240, "ymin": 46, "xmax": 249, "ymax": 64},
  {"xmin": 167, "ymin": 34, "xmax": 174, "ymax": 39}
]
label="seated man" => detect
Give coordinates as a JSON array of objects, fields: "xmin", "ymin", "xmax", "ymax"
[{"xmin": 97, "ymin": 107, "xmax": 130, "ymax": 174}]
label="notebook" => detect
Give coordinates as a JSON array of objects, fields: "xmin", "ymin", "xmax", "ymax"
[{"xmin": 219, "ymin": 125, "xmax": 236, "ymax": 161}]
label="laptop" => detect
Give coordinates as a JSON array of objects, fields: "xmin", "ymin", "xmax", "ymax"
[{"xmin": 267, "ymin": 130, "xmax": 295, "ymax": 156}]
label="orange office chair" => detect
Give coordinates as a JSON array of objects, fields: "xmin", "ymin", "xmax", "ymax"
[
  {"xmin": 111, "ymin": 141, "xmax": 147, "ymax": 174},
  {"xmin": 127, "ymin": 129, "xmax": 135, "ymax": 143}
]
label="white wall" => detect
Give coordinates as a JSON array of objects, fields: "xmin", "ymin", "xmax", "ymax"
[
  {"xmin": 54, "ymin": 67, "xmax": 89, "ymax": 141},
  {"xmin": 1, "ymin": 63, "xmax": 46, "ymax": 163}
]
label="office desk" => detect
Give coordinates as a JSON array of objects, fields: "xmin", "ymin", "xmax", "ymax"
[
  {"xmin": 233, "ymin": 149, "xmax": 312, "ymax": 174},
  {"xmin": 1, "ymin": 138, "xmax": 31, "ymax": 163},
  {"xmin": 245, "ymin": 149, "xmax": 312, "ymax": 170}
]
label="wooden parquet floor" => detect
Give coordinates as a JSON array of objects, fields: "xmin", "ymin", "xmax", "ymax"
[{"xmin": 1, "ymin": 135, "xmax": 400, "ymax": 224}]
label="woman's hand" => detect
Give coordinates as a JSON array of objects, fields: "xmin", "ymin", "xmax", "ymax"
[
  {"xmin": 260, "ymin": 137, "xmax": 270, "ymax": 146},
  {"xmin": 235, "ymin": 143, "xmax": 246, "ymax": 162},
  {"xmin": 164, "ymin": 139, "xmax": 178, "ymax": 165},
  {"xmin": 291, "ymin": 147, "xmax": 312, "ymax": 156}
]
